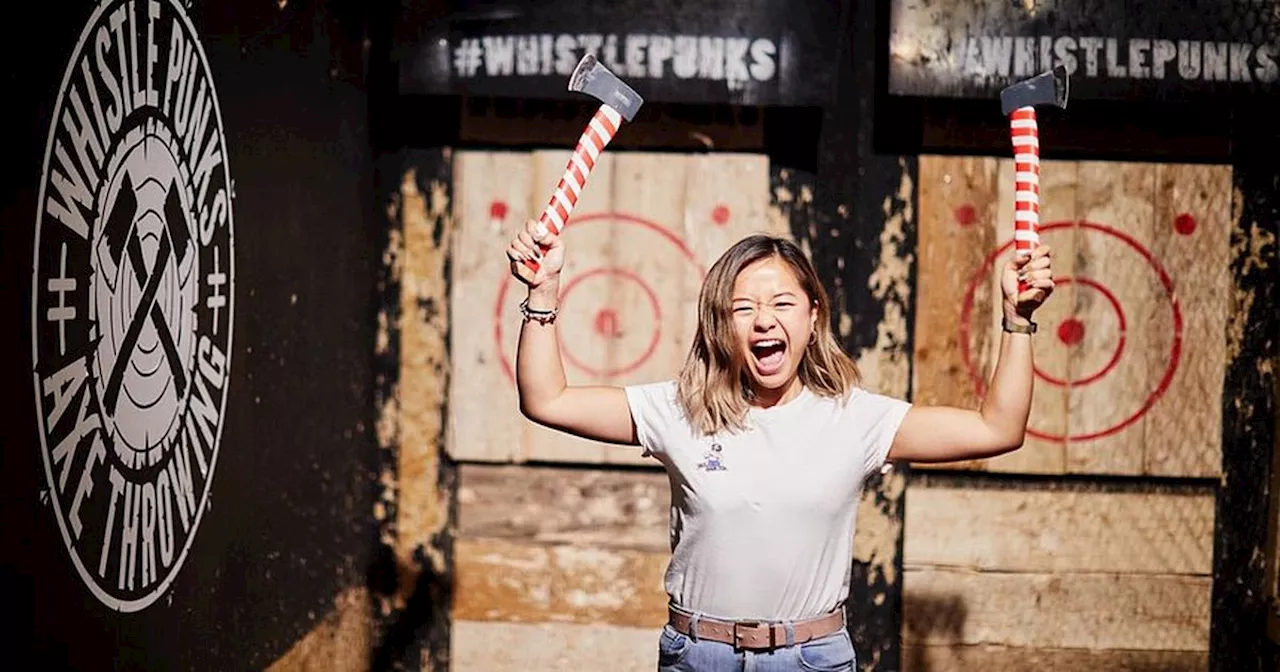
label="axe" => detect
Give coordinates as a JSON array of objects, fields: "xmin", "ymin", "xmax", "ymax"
[
  {"xmin": 1000, "ymin": 65, "xmax": 1069, "ymax": 293},
  {"xmin": 522, "ymin": 53, "xmax": 644, "ymax": 273}
]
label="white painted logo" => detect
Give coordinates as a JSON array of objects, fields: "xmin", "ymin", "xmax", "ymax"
[{"xmin": 32, "ymin": 0, "xmax": 234, "ymax": 612}]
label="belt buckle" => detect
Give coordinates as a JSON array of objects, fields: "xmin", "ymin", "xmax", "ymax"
[{"xmin": 732, "ymin": 621, "xmax": 771, "ymax": 650}]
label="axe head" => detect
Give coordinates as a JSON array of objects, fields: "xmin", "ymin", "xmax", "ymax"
[
  {"xmin": 568, "ymin": 53, "xmax": 644, "ymax": 121},
  {"xmin": 1000, "ymin": 65, "xmax": 1070, "ymax": 116}
]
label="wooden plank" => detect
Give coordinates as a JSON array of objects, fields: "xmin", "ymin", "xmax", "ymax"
[
  {"xmin": 448, "ymin": 150, "xmax": 535, "ymax": 462},
  {"xmin": 1065, "ymin": 161, "xmax": 1157, "ymax": 475},
  {"xmin": 457, "ymin": 464, "xmax": 669, "ymax": 552},
  {"xmin": 902, "ymin": 644, "xmax": 1207, "ymax": 672},
  {"xmin": 904, "ymin": 483, "xmax": 1215, "ymax": 575},
  {"xmin": 450, "ymin": 150, "xmax": 776, "ymax": 466},
  {"xmin": 912, "ymin": 155, "xmax": 1001, "ymax": 472},
  {"xmin": 1143, "ymin": 164, "xmax": 1232, "ymax": 478},
  {"xmin": 902, "ymin": 568, "xmax": 1211, "ymax": 651},
  {"xmin": 454, "ymin": 537, "xmax": 670, "ymax": 628},
  {"xmin": 452, "ymin": 621, "xmax": 659, "ymax": 672}
]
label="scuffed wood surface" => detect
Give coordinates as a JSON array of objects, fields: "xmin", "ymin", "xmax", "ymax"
[
  {"xmin": 452, "ymin": 620, "xmax": 660, "ymax": 672},
  {"xmin": 1144, "ymin": 163, "xmax": 1232, "ymax": 477},
  {"xmin": 913, "ymin": 155, "xmax": 1231, "ymax": 478},
  {"xmin": 905, "ymin": 482, "xmax": 1215, "ymax": 575},
  {"xmin": 902, "ymin": 644, "xmax": 1207, "ymax": 672},
  {"xmin": 902, "ymin": 568, "xmax": 1210, "ymax": 651},
  {"xmin": 458, "ymin": 463, "xmax": 668, "ymax": 552},
  {"xmin": 454, "ymin": 537, "xmax": 669, "ymax": 627}
]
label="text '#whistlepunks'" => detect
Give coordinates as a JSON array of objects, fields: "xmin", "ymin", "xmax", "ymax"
[
  {"xmin": 450, "ymin": 33, "xmax": 780, "ymax": 90},
  {"xmin": 932, "ymin": 35, "xmax": 1278, "ymax": 84}
]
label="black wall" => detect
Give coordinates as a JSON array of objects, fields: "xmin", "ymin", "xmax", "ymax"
[{"xmin": 2, "ymin": 1, "xmax": 384, "ymax": 668}]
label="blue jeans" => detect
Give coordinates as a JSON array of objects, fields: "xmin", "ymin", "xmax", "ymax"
[{"xmin": 655, "ymin": 623, "xmax": 856, "ymax": 671}]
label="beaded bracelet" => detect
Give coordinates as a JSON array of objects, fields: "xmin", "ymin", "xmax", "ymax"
[{"xmin": 520, "ymin": 298, "xmax": 558, "ymax": 324}]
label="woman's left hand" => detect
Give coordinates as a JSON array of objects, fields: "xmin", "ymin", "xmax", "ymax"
[{"xmin": 1001, "ymin": 244, "xmax": 1055, "ymax": 321}]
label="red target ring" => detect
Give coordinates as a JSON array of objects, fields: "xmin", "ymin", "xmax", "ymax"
[
  {"xmin": 494, "ymin": 212, "xmax": 704, "ymax": 384},
  {"xmin": 958, "ymin": 221, "xmax": 1183, "ymax": 443},
  {"xmin": 1032, "ymin": 277, "xmax": 1126, "ymax": 388},
  {"xmin": 557, "ymin": 267, "xmax": 663, "ymax": 377}
]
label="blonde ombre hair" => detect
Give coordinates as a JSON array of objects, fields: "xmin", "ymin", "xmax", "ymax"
[{"xmin": 675, "ymin": 234, "xmax": 861, "ymax": 436}]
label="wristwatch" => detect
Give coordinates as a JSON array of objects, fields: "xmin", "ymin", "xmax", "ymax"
[{"xmin": 1002, "ymin": 316, "xmax": 1037, "ymax": 334}]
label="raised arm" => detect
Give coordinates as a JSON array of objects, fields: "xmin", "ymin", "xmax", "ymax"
[
  {"xmin": 887, "ymin": 245, "xmax": 1055, "ymax": 464},
  {"xmin": 507, "ymin": 219, "xmax": 639, "ymax": 446}
]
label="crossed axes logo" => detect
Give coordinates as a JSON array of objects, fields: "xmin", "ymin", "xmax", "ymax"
[
  {"xmin": 90, "ymin": 132, "xmax": 203, "ymax": 466},
  {"xmin": 96, "ymin": 168, "xmax": 196, "ymax": 417}
]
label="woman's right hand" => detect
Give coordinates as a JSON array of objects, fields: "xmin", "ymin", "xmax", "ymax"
[{"xmin": 506, "ymin": 218, "xmax": 565, "ymax": 289}]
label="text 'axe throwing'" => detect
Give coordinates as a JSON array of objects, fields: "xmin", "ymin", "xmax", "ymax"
[
  {"xmin": 522, "ymin": 53, "xmax": 645, "ymax": 273},
  {"xmin": 1000, "ymin": 65, "xmax": 1069, "ymax": 292}
]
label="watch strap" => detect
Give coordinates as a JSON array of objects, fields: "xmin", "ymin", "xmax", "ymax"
[{"xmin": 1003, "ymin": 316, "xmax": 1037, "ymax": 334}]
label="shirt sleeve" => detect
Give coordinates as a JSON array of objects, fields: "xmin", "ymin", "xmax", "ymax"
[
  {"xmin": 847, "ymin": 388, "xmax": 913, "ymax": 481},
  {"xmin": 624, "ymin": 380, "xmax": 681, "ymax": 458}
]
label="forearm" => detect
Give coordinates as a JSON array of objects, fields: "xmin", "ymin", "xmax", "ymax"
[
  {"xmin": 515, "ymin": 280, "xmax": 568, "ymax": 415},
  {"xmin": 978, "ymin": 311, "xmax": 1036, "ymax": 448}
]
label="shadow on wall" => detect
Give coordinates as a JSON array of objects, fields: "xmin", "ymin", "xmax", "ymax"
[
  {"xmin": 902, "ymin": 591, "xmax": 967, "ymax": 672},
  {"xmin": 366, "ymin": 542, "xmax": 456, "ymax": 671}
]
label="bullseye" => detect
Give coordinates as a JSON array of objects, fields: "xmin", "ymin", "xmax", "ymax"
[
  {"xmin": 559, "ymin": 267, "xmax": 662, "ymax": 378},
  {"xmin": 594, "ymin": 308, "xmax": 622, "ymax": 338},
  {"xmin": 1031, "ymin": 277, "xmax": 1126, "ymax": 388},
  {"xmin": 1057, "ymin": 318, "xmax": 1085, "ymax": 346}
]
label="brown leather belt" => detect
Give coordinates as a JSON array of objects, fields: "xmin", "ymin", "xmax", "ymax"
[{"xmin": 667, "ymin": 605, "xmax": 845, "ymax": 651}]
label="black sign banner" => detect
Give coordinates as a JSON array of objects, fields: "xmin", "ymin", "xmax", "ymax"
[
  {"xmin": 395, "ymin": 0, "xmax": 840, "ymax": 107},
  {"xmin": 887, "ymin": 0, "xmax": 1280, "ymax": 102}
]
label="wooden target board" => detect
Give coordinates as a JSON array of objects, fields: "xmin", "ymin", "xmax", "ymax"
[
  {"xmin": 914, "ymin": 156, "xmax": 1232, "ymax": 478},
  {"xmin": 449, "ymin": 150, "xmax": 783, "ymax": 464}
]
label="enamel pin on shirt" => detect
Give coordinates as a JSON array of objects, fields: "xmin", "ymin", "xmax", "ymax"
[{"xmin": 698, "ymin": 443, "xmax": 727, "ymax": 472}]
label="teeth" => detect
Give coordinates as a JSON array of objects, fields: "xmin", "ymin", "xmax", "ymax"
[{"xmin": 752, "ymin": 340, "xmax": 783, "ymax": 349}]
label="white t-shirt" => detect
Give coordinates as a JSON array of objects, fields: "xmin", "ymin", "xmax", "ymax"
[{"xmin": 624, "ymin": 380, "xmax": 911, "ymax": 622}]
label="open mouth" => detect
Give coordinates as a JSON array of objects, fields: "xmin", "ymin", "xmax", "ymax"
[{"xmin": 750, "ymin": 339, "xmax": 787, "ymax": 375}]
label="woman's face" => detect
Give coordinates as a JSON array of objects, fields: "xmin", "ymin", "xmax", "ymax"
[{"xmin": 730, "ymin": 256, "xmax": 816, "ymax": 402}]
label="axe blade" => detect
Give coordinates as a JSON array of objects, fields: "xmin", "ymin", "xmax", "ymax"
[
  {"xmin": 568, "ymin": 53, "xmax": 644, "ymax": 121},
  {"xmin": 1000, "ymin": 65, "xmax": 1070, "ymax": 115}
]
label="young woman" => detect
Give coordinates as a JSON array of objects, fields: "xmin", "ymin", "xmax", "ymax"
[{"xmin": 505, "ymin": 220, "xmax": 1054, "ymax": 672}]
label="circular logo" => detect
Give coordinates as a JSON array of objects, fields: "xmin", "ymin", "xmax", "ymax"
[{"xmin": 31, "ymin": 0, "xmax": 234, "ymax": 612}]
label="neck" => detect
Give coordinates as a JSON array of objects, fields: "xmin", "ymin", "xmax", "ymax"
[{"xmin": 750, "ymin": 377, "xmax": 804, "ymax": 408}]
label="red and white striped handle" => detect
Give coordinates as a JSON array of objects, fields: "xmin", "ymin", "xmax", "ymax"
[
  {"xmin": 523, "ymin": 104, "xmax": 624, "ymax": 273},
  {"xmin": 1010, "ymin": 106, "xmax": 1041, "ymax": 294}
]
